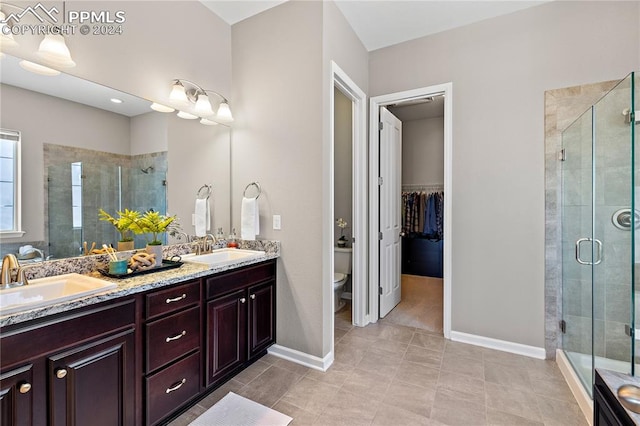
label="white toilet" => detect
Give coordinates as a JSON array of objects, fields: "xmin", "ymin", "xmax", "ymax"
[{"xmin": 334, "ymin": 247, "xmax": 352, "ymax": 312}]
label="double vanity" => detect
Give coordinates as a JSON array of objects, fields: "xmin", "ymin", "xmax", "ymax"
[{"xmin": 0, "ymin": 243, "xmax": 279, "ymax": 425}]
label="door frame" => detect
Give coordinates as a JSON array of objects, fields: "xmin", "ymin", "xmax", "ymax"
[
  {"xmin": 369, "ymin": 83, "xmax": 453, "ymax": 338},
  {"xmin": 329, "ymin": 62, "xmax": 368, "ymax": 340}
]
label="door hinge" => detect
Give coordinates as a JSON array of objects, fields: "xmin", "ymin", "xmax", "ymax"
[
  {"xmin": 558, "ymin": 149, "xmax": 566, "ymax": 161},
  {"xmin": 379, "ymin": 287, "xmax": 383, "ymax": 295},
  {"xmin": 378, "ymin": 232, "xmax": 383, "ymax": 240},
  {"xmin": 378, "ymin": 177, "xmax": 383, "ymax": 186},
  {"xmin": 379, "ymin": 122, "xmax": 384, "ymax": 131},
  {"xmin": 559, "ymin": 320, "xmax": 566, "ymax": 334},
  {"xmin": 625, "ymin": 324, "xmax": 634, "ymax": 338}
]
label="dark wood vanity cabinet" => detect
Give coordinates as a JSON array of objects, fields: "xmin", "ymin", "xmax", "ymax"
[
  {"xmin": 594, "ymin": 371, "xmax": 636, "ymax": 426},
  {"xmin": 0, "ymin": 300, "xmax": 136, "ymax": 426},
  {"xmin": 205, "ymin": 260, "xmax": 276, "ymax": 387},
  {"xmin": 143, "ymin": 279, "xmax": 201, "ymax": 426}
]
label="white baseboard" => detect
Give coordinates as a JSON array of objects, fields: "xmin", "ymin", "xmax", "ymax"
[
  {"xmin": 450, "ymin": 331, "xmax": 546, "ymax": 359},
  {"xmin": 268, "ymin": 344, "xmax": 334, "ymax": 372}
]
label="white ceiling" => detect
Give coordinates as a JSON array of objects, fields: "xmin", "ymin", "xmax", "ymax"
[{"xmin": 201, "ymin": 0, "xmax": 550, "ymax": 51}]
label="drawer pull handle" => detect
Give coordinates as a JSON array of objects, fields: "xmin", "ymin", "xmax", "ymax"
[
  {"xmin": 166, "ymin": 330, "xmax": 186, "ymax": 343},
  {"xmin": 165, "ymin": 378, "xmax": 186, "ymax": 394},
  {"xmin": 19, "ymin": 383, "xmax": 31, "ymax": 394},
  {"xmin": 240, "ymin": 298, "xmax": 246, "ymax": 304},
  {"xmin": 166, "ymin": 294, "xmax": 187, "ymax": 304},
  {"xmin": 55, "ymin": 369, "xmax": 67, "ymax": 379},
  {"xmin": 250, "ymin": 294, "xmax": 256, "ymax": 300}
]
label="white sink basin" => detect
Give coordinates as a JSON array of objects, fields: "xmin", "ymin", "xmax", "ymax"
[
  {"xmin": 182, "ymin": 248, "xmax": 266, "ymax": 268},
  {"xmin": 0, "ymin": 273, "xmax": 117, "ymax": 315}
]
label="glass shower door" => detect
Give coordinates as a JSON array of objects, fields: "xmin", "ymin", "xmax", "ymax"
[{"xmin": 562, "ymin": 107, "xmax": 595, "ymax": 395}]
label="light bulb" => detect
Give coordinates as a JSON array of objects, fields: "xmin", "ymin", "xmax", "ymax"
[
  {"xmin": 36, "ymin": 34, "xmax": 75, "ymax": 68},
  {"xmin": 195, "ymin": 93, "xmax": 214, "ymax": 116},
  {"xmin": 169, "ymin": 81, "xmax": 188, "ymax": 103},
  {"xmin": 216, "ymin": 101, "xmax": 234, "ymax": 123}
]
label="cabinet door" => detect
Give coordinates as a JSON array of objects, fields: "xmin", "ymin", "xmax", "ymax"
[
  {"xmin": 48, "ymin": 329, "xmax": 135, "ymax": 426},
  {"xmin": 248, "ymin": 281, "xmax": 276, "ymax": 359},
  {"xmin": 206, "ymin": 289, "xmax": 247, "ymax": 386},
  {"xmin": 0, "ymin": 364, "xmax": 34, "ymax": 426}
]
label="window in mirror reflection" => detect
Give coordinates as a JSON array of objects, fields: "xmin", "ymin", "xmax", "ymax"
[
  {"xmin": 71, "ymin": 162, "xmax": 83, "ymax": 229},
  {"xmin": 0, "ymin": 129, "xmax": 24, "ymax": 237}
]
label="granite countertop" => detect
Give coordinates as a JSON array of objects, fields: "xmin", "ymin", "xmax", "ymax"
[
  {"xmin": 597, "ymin": 368, "xmax": 640, "ymax": 424},
  {"xmin": 1, "ymin": 240, "xmax": 280, "ymax": 328}
]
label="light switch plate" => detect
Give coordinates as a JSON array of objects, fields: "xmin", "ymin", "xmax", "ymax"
[{"xmin": 273, "ymin": 215, "xmax": 281, "ymax": 230}]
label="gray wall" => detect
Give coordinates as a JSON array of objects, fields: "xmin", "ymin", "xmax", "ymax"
[
  {"xmin": 402, "ymin": 117, "xmax": 444, "ymax": 186},
  {"xmin": 232, "ymin": 0, "xmax": 368, "ymax": 358},
  {"xmin": 369, "ymin": 1, "xmax": 640, "ymax": 348}
]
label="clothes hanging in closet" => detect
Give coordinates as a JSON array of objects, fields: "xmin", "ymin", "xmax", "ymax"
[{"xmin": 402, "ymin": 190, "xmax": 443, "ymax": 240}]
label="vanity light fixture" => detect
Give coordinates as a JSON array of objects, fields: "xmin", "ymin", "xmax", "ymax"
[
  {"xmin": 177, "ymin": 111, "xmax": 198, "ymax": 120},
  {"xmin": 200, "ymin": 118, "xmax": 219, "ymax": 126},
  {"xmin": 19, "ymin": 60, "xmax": 60, "ymax": 76},
  {"xmin": 167, "ymin": 79, "xmax": 234, "ymax": 124},
  {"xmin": 150, "ymin": 103, "xmax": 175, "ymax": 113},
  {"xmin": 0, "ymin": 4, "xmax": 76, "ymax": 70}
]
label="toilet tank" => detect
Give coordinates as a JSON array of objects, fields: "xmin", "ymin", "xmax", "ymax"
[{"xmin": 334, "ymin": 247, "xmax": 352, "ymax": 275}]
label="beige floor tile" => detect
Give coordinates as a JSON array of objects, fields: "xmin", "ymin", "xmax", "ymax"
[
  {"xmin": 372, "ymin": 402, "xmax": 431, "ymax": 426},
  {"xmin": 272, "ymin": 357, "xmax": 312, "ymax": 376},
  {"xmin": 481, "ymin": 348, "xmax": 529, "ymax": 368},
  {"xmin": 334, "ymin": 328, "xmax": 348, "ymax": 343},
  {"xmin": 430, "ymin": 391, "xmax": 487, "ymax": 426},
  {"xmin": 436, "ymin": 370, "xmax": 485, "ymax": 405},
  {"xmin": 166, "ymin": 404, "xmax": 208, "ymax": 426},
  {"xmin": 486, "ymin": 408, "xmax": 544, "ymax": 426},
  {"xmin": 341, "ymin": 367, "xmax": 392, "ymax": 401},
  {"xmin": 444, "ymin": 341, "xmax": 485, "ymax": 359},
  {"xmin": 529, "ymin": 376, "xmax": 576, "ymax": 402},
  {"xmin": 346, "ymin": 323, "xmax": 387, "ymax": 340},
  {"xmin": 232, "ymin": 360, "xmax": 271, "ymax": 385},
  {"xmin": 281, "ymin": 376, "xmax": 340, "ymax": 415},
  {"xmin": 383, "ymin": 378, "xmax": 435, "ymax": 417},
  {"xmin": 441, "ymin": 353, "xmax": 485, "ymax": 379},
  {"xmin": 394, "ymin": 360, "xmax": 440, "ymax": 389},
  {"xmin": 272, "ymin": 400, "xmax": 319, "ymax": 426},
  {"xmin": 484, "ymin": 382, "xmax": 542, "ymax": 422},
  {"xmin": 524, "ymin": 358, "xmax": 565, "ymax": 382},
  {"xmin": 410, "ymin": 332, "xmax": 446, "ymax": 352},
  {"xmin": 356, "ymin": 351, "xmax": 402, "ymax": 379},
  {"xmin": 484, "ymin": 362, "xmax": 532, "ymax": 392},
  {"xmin": 313, "ymin": 389, "xmax": 380, "ymax": 426},
  {"xmin": 535, "ymin": 394, "xmax": 589, "ymax": 426},
  {"xmin": 379, "ymin": 323, "xmax": 416, "ymax": 344},
  {"xmin": 334, "ymin": 341, "xmax": 367, "ymax": 366},
  {"xmin": 305, "ymin": 361, "xmax": 353, "ymax": 387},
  {"xmin": 236, "ymin": 365, "xmax": 303, "ymax": 408},
  {"xmin": 367, "ymin": 337, "xmax": 409, "ymax": 359},
  {"xmin": 339, "ymin": 332, "xmax": 378, "ymax": 349},
  {"xmin": 404, "ymin": 345, "xmax": 443, "ymax": 368}
]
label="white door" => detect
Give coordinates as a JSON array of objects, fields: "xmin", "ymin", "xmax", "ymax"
[{"xmin": 379, "ymin": 107, "xmax": 402, "ymax": 318}]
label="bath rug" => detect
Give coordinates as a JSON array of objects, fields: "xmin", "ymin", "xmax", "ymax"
[{"xmin": 189, "ymin": 392, "xmax": 292, "ymax": 426}]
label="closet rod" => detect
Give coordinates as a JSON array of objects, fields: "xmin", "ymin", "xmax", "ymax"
[{"xmin": 402, "ymin": 183, "xmax": 443, "ymax": 192}]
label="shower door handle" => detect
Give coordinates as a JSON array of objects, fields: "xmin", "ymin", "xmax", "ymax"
[{"xmin": 575, "ymin": 238, "xmax": 603, "ymax": 265}]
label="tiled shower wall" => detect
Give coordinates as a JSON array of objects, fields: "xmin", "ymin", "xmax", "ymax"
[{"xmin": 544, "ymin": 79, "xmax": 629, "ymax": 359}]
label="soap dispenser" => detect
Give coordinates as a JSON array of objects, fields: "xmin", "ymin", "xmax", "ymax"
[{"xmin": 227, "ymin": 228, "xmax": 238, "ymax": 248}]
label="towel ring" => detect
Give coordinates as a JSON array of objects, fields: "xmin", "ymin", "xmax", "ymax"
[
  {"xmin": 197, "ymin": 184, "xmax": 212, "ymax": 200},
  {"xmin": 243, "ymin": 182, "xmax": 261, "ymax": 199}
]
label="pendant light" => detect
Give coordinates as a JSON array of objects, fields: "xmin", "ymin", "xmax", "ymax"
[
  {"xmin": 216, "ymin": 101, "xmax": 234, "ymax": 123},
  {"xmin": 169, "ymin": 81, "xmax": 188, "ymax": 103},
  {"xmin": 36, "ymin": 34, "xmax": 76, "ymax": 68},
  {"xmin": 194, "ymin": 93, "xmax": 214, "ymax": 116}
]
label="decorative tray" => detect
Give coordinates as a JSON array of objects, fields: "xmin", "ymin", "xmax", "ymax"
[{"xmin": 98, "ymin": 259, "xmax": 183, "ymax": 279}]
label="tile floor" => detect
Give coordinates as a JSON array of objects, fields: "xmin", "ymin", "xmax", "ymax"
[{"xmin": 170, "ymin": 285, "xmax": 589, "ymax": 426}]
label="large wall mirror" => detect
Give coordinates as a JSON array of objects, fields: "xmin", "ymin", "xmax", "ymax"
[{"xmin": 0, "ymin": 54, "xmax": 231, "ymax": 260}]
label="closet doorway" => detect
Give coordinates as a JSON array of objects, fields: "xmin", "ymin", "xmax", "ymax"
[{"xmin": 369, "ymin": 83, "xmax": 453, "ymax": 339}]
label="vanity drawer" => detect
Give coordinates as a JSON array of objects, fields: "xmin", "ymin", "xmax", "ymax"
[
  {"xmin": 146, "ymin": 280, "xmax": 200, "ymax": 319},
  {"xmin": 146, "ymin": 351, "xmax": 200, "ymax": 426},
  {"xmin": 205, "ymin": 261, "xmax": 276, "ymax": 299},
  {"xmin": 146, "ymin": 306, "xmax": 200, "ymax": 373}
]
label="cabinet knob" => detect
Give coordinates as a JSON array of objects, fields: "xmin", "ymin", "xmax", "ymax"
[
  {"xmin": 250, "ymin": 294, "xmax": 256, "ymax": 300},
  {"xmin": 55, "ymin": 369, "xmax": 67, "ymax": 379},
  {"xmin": 19, "ymin": 382, "xmax": 31, "ymax": 394},
  {"xmin": 240, "ymin": 298, "xmax": 246, "ymax": 304}
]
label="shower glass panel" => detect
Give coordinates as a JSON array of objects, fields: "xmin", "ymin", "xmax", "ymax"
[
  {"xmin": 593, "ymin": 74, "xmax": 634, "ymax": 377},
  {"xmin": 562, "ymin": 107, "xmax": 594, "ymax": 395},
  {"xmin": 561, "ymin": 72, "xmax": 636, "ymax": 398}
]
